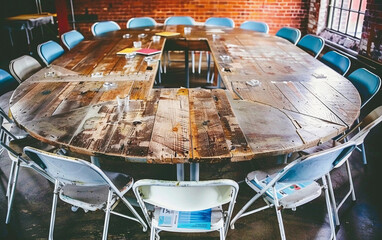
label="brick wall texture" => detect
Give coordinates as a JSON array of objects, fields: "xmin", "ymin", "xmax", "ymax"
[
  {"xmin": 71, "ymin": 0, "xmax": 309, "ymax": 37},
  {"xmin": 359, "ymin": 0, "xmax": 382, "ymax": 63}
]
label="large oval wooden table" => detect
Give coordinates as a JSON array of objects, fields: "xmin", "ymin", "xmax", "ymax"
[{"xmin": 9, "ymin": 25, "xmax": 361, "ymax": 180}]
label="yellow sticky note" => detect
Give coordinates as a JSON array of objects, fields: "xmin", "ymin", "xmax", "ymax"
[
  {"xmin": 117, "ymin": 48, "xmax": 141, "ymax": 55},
  {"xmin": 155, "ymin": 32, "xmax": 180, "ymax": 37}
]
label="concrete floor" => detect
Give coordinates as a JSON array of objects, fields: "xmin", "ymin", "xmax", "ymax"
[{"xmin": 1, "ymin": 54, "xmax": 382, "ymax": 239}]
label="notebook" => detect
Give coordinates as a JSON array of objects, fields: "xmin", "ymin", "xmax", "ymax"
[
  {"xmin": 158, "ymin": 208, "xmax": 212, "ymax": 230},
  {"xmin": 155, "ymin": 32, "xmax": 181, "ymax": 37},
  {"xmin": 116, "ymin": 47, "xmax": 140, "ymax": 55},
  {"xmin": 135, "ymin": 48, "xmax": 161, "ymax": 56}
]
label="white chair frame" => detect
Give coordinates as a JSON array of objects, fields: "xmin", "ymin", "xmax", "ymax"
[
  {"xmin": 133, "ymin": 179, "xmax": 239, "ymax": 240},
  {"xmin": 230, "ymin": 141, "xmax": 357, "ymax": 240},
  {"xmin": 23, "ymin": 147, "xmax": 148, "ymax": 240}
]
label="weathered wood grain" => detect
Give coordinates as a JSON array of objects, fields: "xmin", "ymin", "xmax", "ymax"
[
  {"xmin": 8, "ymin": 26, "xmax": 361, "ymax": 164},
  {"xmin": 148, "ymin": 88, "xmax": 191, "ymax": 163},
  {"xmin": 189, "ymin": 88, "xmax": 230, "ymax": 162}
]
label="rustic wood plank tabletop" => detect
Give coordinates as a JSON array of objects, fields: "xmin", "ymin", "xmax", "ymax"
[{"xmin": 9, "ymin": 26, "xmax": 361, "ymax": 164}]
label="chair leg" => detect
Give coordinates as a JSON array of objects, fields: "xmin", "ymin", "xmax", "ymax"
[
  {"xmin": 102, "ymin": 189, "xmax": 113, "ymax": 240},
  {"xmin": 49, "ymin": 179, "xmax": 60, "ymax": 240},
  {"xmin": 326, "ymin": 173, "xmax": 340, "ymax": 226},
  {"xmin": 273, "ymin": 186, "xmax": 286, "ymax": 240},
  {"xmin": 191, "ymin": 51, "xmax": 195, "ymax": 74},
  {"xmin": 345, "ymin": 160, "xmax": 356, "ymax": 201},
  {"xmin": 120, "ymin": 196, "xmax": 148, "ymax": 231},
  {"xmin": 206, "ymin": 52, "xmax": 211, "ymax": 83},
  {"xmin": 6, "ymin": 160, "xmax": 16, "ymax": 198},
  {"xmin": 230, "ymin": 192, "xmax": 264, "ymax": 229},
  {"xmin": 219, "ymin": 226, "xmax": 225, "ymax": 240},
  {"xmin": 199, "ymin": 51, "xmax": 203, "ymax": 74},
  {"xmin": 6, "ymin": 161, "xmax": 20, "ymax": 224},
  {"xmin": 323, "ymin": 176, "xmax": 337, "ymax": 240},
  {"xmin": 150, "ymin": 225, "xmax": 156, "ymax": 240}
]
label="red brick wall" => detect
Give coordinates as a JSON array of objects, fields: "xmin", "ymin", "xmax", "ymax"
[
  {"xmin": 71, "ymin": 0, "xmax": 309, "ymax": 37},
  {"xmin": 359, "ymin": 0, "xmax": 382, "ymax": 63}
]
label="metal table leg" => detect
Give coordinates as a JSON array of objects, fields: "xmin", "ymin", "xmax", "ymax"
[
  {"xmin": 185, "ymin": 51, "xmax": 189, "ymax": 88},
  {"xmin": 177, "ymin": 164, "xmax": 185, "ymax": 181},
  {"xmin": 190, "ymin": 163, "xmax": 199, "ymax": 181},
  {"xmin": 91, "ymin": 156, "xmax": 100, "ymax": 167}
]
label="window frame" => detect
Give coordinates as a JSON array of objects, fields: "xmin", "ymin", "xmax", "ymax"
[{"xmin": 326, "ymin": 0, "xmax": 366, "ymax": 39}]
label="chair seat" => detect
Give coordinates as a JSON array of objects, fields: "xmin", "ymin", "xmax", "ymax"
[
  {"xmin": 247, "ymin": 170, "xmax": 322, "ymax": 209},
  {"xmin": 8, "ymin": 136, "xmax": 57, "ymax": 162},
  {"xmin": 60, "ymin": 171, "xmax": 133, "ymax": 211},
  {"xmin": 152, "ymin": 206, "xmax": 224, "ymax": 232}
]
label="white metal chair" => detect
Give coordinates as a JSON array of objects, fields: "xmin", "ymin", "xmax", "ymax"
[
  {"xmin": 230, "ymin": 141, "xmax": 357, "ymax": 240},
  {"xmin": 23, "ymin": 146, "xmax": 147, "ymax": 240},
  {"xmin": 0, "ymin": 125, "xmax": 53, "ymax": 224},
  {"xmin": 133, "ymin": 179, "xmax": 239, "ymax": 240},
  {"xmin": 300, "ymin": 106, "xmax": 382, "ymax": 226},
  {"xmin": 9, "ymin": 55, "xmax": 42, "ymax": 83}
]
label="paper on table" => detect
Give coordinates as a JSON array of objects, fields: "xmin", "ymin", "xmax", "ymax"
[
  {"xmin": 156, "ymin": 32, "xmax": 180, "ymax": 37},
  {"xmin": 117, "ymin": 47, "xmax": 141, "ymax": 55},
  {"xmin": 135, "ymin": 48, "xmax": 161, "ymax": 56}
]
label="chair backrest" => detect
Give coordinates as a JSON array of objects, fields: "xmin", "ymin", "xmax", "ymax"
[
  {"xmin": 275, "ymin": 27, "xmax": 301, "ymax": 45},
  {"xmin": 297, "ymin": 34, "xmax": 325, "ymax": 58},
  {"xmin": 37, "ymin": 40, "xmax": 65, "ymax": 66},
  {"xmin": 24, "ymin": 146, "xmax": 113, "ymax": 187},
  {"xmin": 164, "ymin": 16, "xmax": 195, "ymax": 26},
  {"xmin": 91, "ymin": 21, "xmax": 121, "ymax": 36},
  {"xmin": 347, "ymin": 68, "xmax": 381, "ymax": 108},
  {"xmin": 61, "ymin": 30, "xmax": 85, "ymax": 50},
  {"xmin": 205, "ymin": 17, "xmax": 235, "ymax": 28},
  {"xmin": 134, "ymin": 179, "xmax": 238, "ymax": 211},
  {"xmin": 127, "ymin": 17, "xmax": 157, "ymax": 28},
  {"xmin": 9, "ymin": 55, "xmax": 42, "ymax": 83},
  {"xmin": 240, "ymin": 21, "xmax": 269, "ymax": 33},
  {"xmin": 0, "ymin": 69, "xmax": 19, "ymax": 96},
  {"xmin": 277, "ymin": 142, "xmax": 356, "ymax": 184},
  {"xmin": 321, "ymin": 51, "xmax": 351, "ymax": 76},
  {"xmin": 339, "ymin": 106, "xmax": 382, "ymax": 146}
]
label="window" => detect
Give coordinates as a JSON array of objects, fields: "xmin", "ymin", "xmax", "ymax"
[{"xmin": 327, "ymin": 0, "xmax": 367, "ymax": 38}]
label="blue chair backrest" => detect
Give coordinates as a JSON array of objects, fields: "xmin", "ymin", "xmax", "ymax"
[
  {"xmin": 321, "ymin": 51, "xmax": 351, "ymax": 76},
  {"xmin": 348, "ymin": 68, "xmax": 381, "ymax": 108},
  {"xmin": 275, "ymin": 27, "xmax": 301, "ymax": 45},
  {"xmin": 0, "ymin": 69, "xmax": 19, "ymax": 96},
  {"xmin": 91, "ymin": 21, "xmax": 121, "ymax": 36},
  {"xmin": 205, "ymin": 17, "xmax": 234, "ymax": 28},
  {"xmin": 61, "ymin": 30, "xmax": 84, "ymax": 50},
  {"xmin": 127, "ymin": 17, "xmax": 157, "ymax": 28},
  {"xmin": 297, "ymin": 34, "xmax": 325, "ymax": 58},
  {"xmin": 164, "ymin": 16, "xmax": 195, "ymax": 26},
  {"xmin": 37, "ymin": 40, "xmax": 65, "ymax": 65},
  {"xmin": 240, "ymin": 21, "xmax": 269, "ymax": 33},
  {"xmin": 279, "ymin": 142, "xmax": 356, "ymax": 183},
  {"xmin": 24, "ymin": 147, "xmax": 109, "ymax": 186}
]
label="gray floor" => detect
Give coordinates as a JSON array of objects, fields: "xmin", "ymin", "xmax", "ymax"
[{"xmin": 1, "ymin": 56, "xmax": 382, "ymax": 239}]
